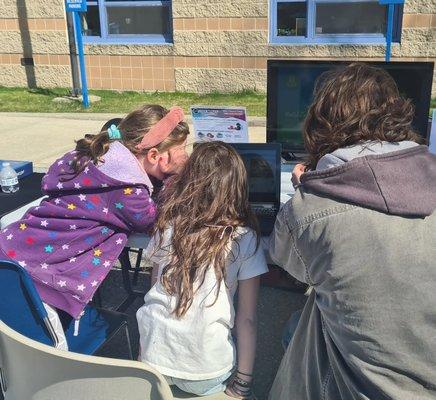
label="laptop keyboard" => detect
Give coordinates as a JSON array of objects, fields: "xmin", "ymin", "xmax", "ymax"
[{"xmin": 252, "ymin": 206, "xmax": 278, "ymax": 218}]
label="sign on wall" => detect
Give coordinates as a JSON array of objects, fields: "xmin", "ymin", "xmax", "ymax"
[
  {"xmin": 191, "ymin": 106, "xmax": 249, "ymax": 143},
  {"xmin": 65, "ymin": 0, "xmax": 87, "ymax": 13}
]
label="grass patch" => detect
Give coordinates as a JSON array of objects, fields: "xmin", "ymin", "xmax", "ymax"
[{"xmin": 0, "ymin": 87, "xmax": 267, "ymax": 116}]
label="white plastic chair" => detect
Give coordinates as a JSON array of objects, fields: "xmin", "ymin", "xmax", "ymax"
[{"xmin": 0, "ymin": 320, "xmax": 232, "ymax": 400}]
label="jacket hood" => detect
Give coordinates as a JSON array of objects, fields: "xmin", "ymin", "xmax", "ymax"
[
  {"xmin": 301, "ymin": 145, "xmax": 436, "ymax": 217},
  {"xmin": 43, "ymin": 142, "xmax": 153, "ymax": 195}
]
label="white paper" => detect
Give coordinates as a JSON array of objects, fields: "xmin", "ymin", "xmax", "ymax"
[{"xmin": 191, "ymin": 106, "xmax": 249, "ymax": 143}]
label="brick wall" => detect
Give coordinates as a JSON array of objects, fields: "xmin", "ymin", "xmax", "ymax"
[{"xmin": 0, "ymin": 0, "xmax": 434, "ymax": 96}]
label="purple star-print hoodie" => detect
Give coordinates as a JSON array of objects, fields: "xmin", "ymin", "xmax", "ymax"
[{"xmin": 0, "ymin": 142, "xmax": 157, "ymax": 319}]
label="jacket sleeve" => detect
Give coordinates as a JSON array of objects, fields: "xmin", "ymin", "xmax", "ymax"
[
  {"xmin": 112, "ymin": 186, "xmax": 158, "ymax": 233},
  {"xmin": 269, "ymin": 201, "xmax": 310, "ymax": 284}
]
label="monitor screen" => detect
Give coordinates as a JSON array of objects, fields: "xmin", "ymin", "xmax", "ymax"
[
  {"xmin": 229, "ymin": 144, "xmax": 281, "ymax": 204},
  {"xmin": 267, "ymin": 61, "xmax": 434, "ymax": 153}
]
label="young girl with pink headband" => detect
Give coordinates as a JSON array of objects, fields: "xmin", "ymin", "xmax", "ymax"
[{"xmin": 0, "ymin": 104, "xmax": 189, "ymax": 350}]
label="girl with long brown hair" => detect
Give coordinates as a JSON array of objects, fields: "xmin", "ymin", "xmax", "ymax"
[{"xmin": 137, "ymin": 141, "xmax": 268, "ymax": 399}]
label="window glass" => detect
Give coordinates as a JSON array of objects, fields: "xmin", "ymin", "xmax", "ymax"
[
  {"xmin": 106, "ymin": 5, "xmax": 171, "ymax": 35},
  {"xmin": 81, "ymin": 5, "xmax": 101, "ymax": 36},
  {"xmin": 315, "ymin": 2, "xmax": 387, "ymax": 35},
  {"xmin": 277, "ymin": 2, "xmax": 307, "ymax": 37}
]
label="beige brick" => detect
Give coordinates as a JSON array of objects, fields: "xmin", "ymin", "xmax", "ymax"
[
  {"xmin": 255, "ymin": 18, "xmax": 269, "ymax": 30},
  {"xmin": 242, "ymin": 18, "xmax": 257, "ymax": 30},
  {"xmin": 10, "ymin": 54, "xmax": 20, "ymax": 64},
  {"xmin": 219, "ymin": 19, "xmax": 231, "ymax": 30},
  {"xmin": 195, "ymin": 18, "xmax": 208, "ymax": 30},
  {"xmin": 185, "ymin": 57, "xmax": 197, "ymax": 68},
  {"xmin": 164, "ymin": 80, "xmax": 176, "ymax": 92},
  {"xmin": 5, "ymin": 19, "xmax": 18, "ymax": 30},
  {"xmin": 243, "ymin": 57, "xmax": 256, "ymax": 69},
  {"xmin": 111, "ymin": 78, "xmax": 123, "ymax": 90},
  {"xmin": 122, "ymin": 79, "xmax": 133, "ymax": 90},
  {"xmin": 111, "ymin": 67, "xmax": 121, "ymax": 79},
  {"xmin": 88, "ymin": 56, "xmax": 99, "ymax": 67},
  {"xmin": 231, "ymin": 57, "xmax": 244, "ymax": 68},
  {"xmin": 45, "ymin": 19, "xmax": 56, "ymax": 30},
  {"xmin": 101, "ymin": 78, "xmax": 112, "ymax": 89},
  {"xmin": 40, "ymin": 54, "xmax": 49, "ymax": 65},
  {"xmin": 220, "ymin": 57, "xmax": 232, "ymax": 68},
  {"xmin": 131, "ymin": 68, "xmax": 142, "ymax": 80},
  {"xmin": 184, "ymin": 18, "xmax": 196, "ymax": 30},
  {"xmin": 142, "ymin": 67, "xmax": 153, "ymax": 80},
  {"xmin": 207, "ymin": 18, "xmax": 220, "ymax": 30},
  {"xmin": 58, "ymin": 55, "xmax": 69, "ymax": 65},
  {"xmin": 121, "ymin": 68, "xmax": 132, "ymax": 79},
  {"xmin": 131, "ymin": 56, "xmax": 142, "ymax": 68},
  {"xmin": 152, "ymin": 56, "xmax": 164, "ymax": 68},
  {"xmin": 164, "ymin": 68, "xmax": 174, "ymax": 79},
  {"xmin": 156, "ymin": 80, "xmax": 167, "ymax": 91},
  {"xmin": 153, "ymin": 68, "xmax": 164, "ymax": 80},
  {"xmin": 208, "ymin": 57, "xmax": 220, "ymax": 68},
  {"xmin": 141, "ymin": 56, "xmax": 153, "ymax": 67},
  {"xmin": 255, "ymin": 57, "xmax": 267, "ymax": 69},
  {"xmin": 164, "ymin": 56, "xmax": 175, "ymax": 67},
  {"xmin": 196, "ymin": 57, "xmax": 208, "ymax": 67},
  {"xmin": 0, "ymin": 20, "xmax": 6, "ymax": 30},
  {"xmin": 402, "ymin": 14, "xmax": 417, "ymax": 28},
  {"xmin": 100, "ymin": 66, "xmax": 111, "ymax": 79},
  {"xmin": 132, "ymin": 79, "xmax": 143, "ymax": 91},
  {"xmin": 415, "ymin": 14, "xmax": 431, "ymax": 28},
  {"xmin": 143, "ymin": 80, "xmax": 154, "ymax": 90},
  {"xmin": 110, "ymin": 56, "xmax": 121, "ymax": 67},
  {"xmin": 174, "ymin": 57, "xmax": 186, "ymax": 68},
  {"xmin": 173, "ymin": 19, "xmax": 184, "ymax": 30},
  {"xmin": 100, "ymin": 55, "xmax": 110, "ymax": 67},
  {"xmin": 230, "ymin": 18, "xmax": 244, "ymax": 30}
]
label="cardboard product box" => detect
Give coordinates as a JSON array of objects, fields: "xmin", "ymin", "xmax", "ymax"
[{"xmin": 0, "ymin": 160, "xmax": 33, "ymax": 179}]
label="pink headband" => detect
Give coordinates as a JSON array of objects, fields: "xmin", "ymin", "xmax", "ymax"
[{"xmin": 136, "ymin": 106, "xmax": 185, "ymax": 150}]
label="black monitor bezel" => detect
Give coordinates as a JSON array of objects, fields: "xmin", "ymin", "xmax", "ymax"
[
  {"xmin": 267, "ymin": 60, "xmax": 434, "ymax": 153},
  {"xmin": 228, "ymin": 143, "xmax": 282, "ymax": 206}
]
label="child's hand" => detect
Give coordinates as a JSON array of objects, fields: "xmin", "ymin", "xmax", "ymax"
[
  {"xmin": 225, "ymin": 373, "xmax": 256, "ymax": 400},
  {"xmin": 291, "ymin": 163, "xmax": 306, "ymax": 188}
]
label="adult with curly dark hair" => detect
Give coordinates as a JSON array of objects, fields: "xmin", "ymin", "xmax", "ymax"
[{"xmin": 269, "ymin": 63, "xmax": 436, "ymax": 400}]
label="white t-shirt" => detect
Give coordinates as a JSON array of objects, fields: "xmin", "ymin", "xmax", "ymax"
[{"xmin": 136, "ymin": 227, "xmax": 268, "ymax": 380}]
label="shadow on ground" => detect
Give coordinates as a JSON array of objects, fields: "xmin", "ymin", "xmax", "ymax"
[{"xmin": 96, "ymin": 268, "xmax": 307, "ymax": 400}]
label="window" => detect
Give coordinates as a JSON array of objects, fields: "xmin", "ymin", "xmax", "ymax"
[
  {"xmin": 81, "ymin": 0, "xmax": 172, "ymax": 44},
  {"xmin": 270, "ymin": 0, "xmax": 403, "ymax": 44}
]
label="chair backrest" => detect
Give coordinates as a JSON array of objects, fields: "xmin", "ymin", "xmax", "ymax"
[
  {"xmin": 0, "ymin": 320, "xmax": 174, "ymax": 400},
  {"xmin": 0, "ymin": 259, "xmax": 57, "ymax": 347}
]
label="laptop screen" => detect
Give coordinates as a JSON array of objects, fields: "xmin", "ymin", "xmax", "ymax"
[{"xmin": 229, "ymin": 143, "xmax": 281, "ymax": 204}]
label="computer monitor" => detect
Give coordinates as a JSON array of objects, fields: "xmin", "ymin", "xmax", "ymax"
[
  {"xmin": 267, "ymin": 60, "xmax": 434, "ymax": 156},
  {"xmin": 228, "ymin": 143, "xmax": 281, "ymax": 205}
]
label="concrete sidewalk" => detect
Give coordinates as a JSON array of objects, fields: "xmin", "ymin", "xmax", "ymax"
[{"xmin": 1, "ymin": 113, "xmax": 266, "ymax": 171}]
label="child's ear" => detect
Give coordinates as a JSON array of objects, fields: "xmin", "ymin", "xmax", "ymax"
[{"xmin": 146, "ymin": 148, "xmax": 160, "ymax": 165}]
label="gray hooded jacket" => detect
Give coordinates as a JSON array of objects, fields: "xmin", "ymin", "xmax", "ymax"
[{"xmin": 269, "ymin": 144, "xmax": 436, "ymax": 400}]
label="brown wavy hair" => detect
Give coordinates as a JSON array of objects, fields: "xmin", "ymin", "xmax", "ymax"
[
  {"xmin": 69, "ymin": 104, "xmax": 189, "ymax": 176},
  {"xmin": 155, "ymin": 141, "xmax": 260, "ymax": 318},
  {"xmin": 303, "ymin": 63, "xmax": 422, "ymax": 170}
]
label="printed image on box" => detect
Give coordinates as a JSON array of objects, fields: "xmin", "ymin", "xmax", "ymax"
[{"xmin": 191, "ymin": 106, "xmax": 249, "ymax": 143}]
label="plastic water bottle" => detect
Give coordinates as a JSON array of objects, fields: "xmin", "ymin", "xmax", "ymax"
[{"xmin": 0, "ymin": 162, "xmax": 19, "ymax": 193}]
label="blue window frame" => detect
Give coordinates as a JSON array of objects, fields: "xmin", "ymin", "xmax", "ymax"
[
  {"xmin": 81, "ymin": 0, "xmax": 173, "ymax": 44},
  {"xmin": 269, "ymin": 0, "xmax": 403, "ymax": 45}
]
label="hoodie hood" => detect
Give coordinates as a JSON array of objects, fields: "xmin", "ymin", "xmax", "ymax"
[
  {"xmin": 301, "ymin": 145, "xmax": 436, "ymax": 217},
  {"xmin": 43, "ymin": 141, "xmax": 153, "ymax": 195}
]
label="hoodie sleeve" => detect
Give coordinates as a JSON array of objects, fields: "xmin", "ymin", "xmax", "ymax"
[
  {"xmin": 111, "ymin": 186, "xmax": 158, "ymax": 233},
  {"xmin": 269, "ymin": 201, "xmax": 310, "ymax": 284}
]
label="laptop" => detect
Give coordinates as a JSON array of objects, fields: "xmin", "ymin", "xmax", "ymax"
[{"xmin": 229, "ymin": 143, "xmax": 281, "ymax": 236}]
